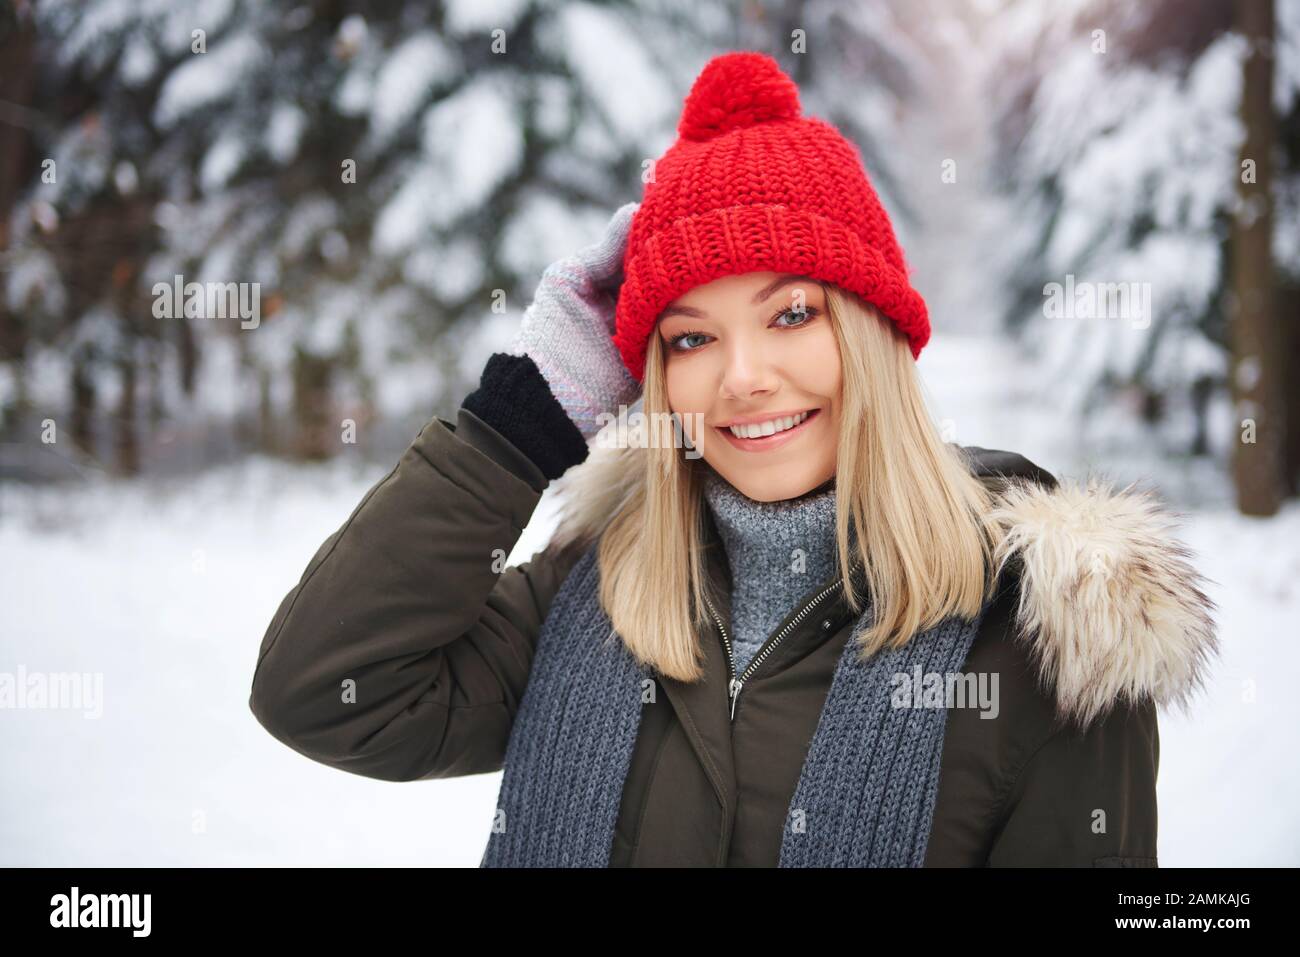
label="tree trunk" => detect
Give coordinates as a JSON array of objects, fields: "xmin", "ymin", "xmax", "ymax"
[
  {"xmin": 176, "ymin": 316, "xmax": 198, "ymax": 397},
  {"xmin": 258, "ymin": 365, "xmax": 276, "ymax": 454},
  {"xmin": 115, "ymin": 350, "xmax": 139, "ymax": 475},
  {"xmin": 1282, "ymin": 281, "xmax": 1300, "ymax": 496},
  {"xmin": 0, "ymin": 5, "xmax": 36, "ymax": 438},
  {"xmin": 70, "ymin": 353, "xmax": 96, "ymax": 460},
  {"xmin": 291, "ymin": 347, "xmax": 335, "ymax": 461},
  {"xmin": 148, "ymin": 344, "xmax": 165, "ymax": 429},
  {"xmin": 1230, "ymin": 0, "xmax": 1284, "ymax": 515}
]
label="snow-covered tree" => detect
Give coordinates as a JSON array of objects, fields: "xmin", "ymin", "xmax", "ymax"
[
  {"xmin": 1, "ymin": 0, "xmax": 941, "ymax": 475},
  {"xmin": 983, "ymin": 0, "xmax": 1300, "ymax": 474}
]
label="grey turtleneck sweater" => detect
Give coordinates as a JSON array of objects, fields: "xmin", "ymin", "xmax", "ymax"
[{"xmin": 702, "ymin": 466, "xmax": 845, "ymax": 675}]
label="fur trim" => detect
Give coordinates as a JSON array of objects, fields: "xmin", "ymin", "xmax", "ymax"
[
  {"xmin": 548, "ymin": 421, "xmax": 645, "ymax": 554},
  {"xmin": 548, "ymin": 442, "xmax": 1221, "ymax": 732},
  {"xmin": 989, "ymin": 476, "xmax": 1220, "ymax": 731}
]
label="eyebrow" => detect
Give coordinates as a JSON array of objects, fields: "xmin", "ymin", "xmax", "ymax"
[{"xmin": 658, "ymin": 274, "xmax": 813, "ymax": 321}]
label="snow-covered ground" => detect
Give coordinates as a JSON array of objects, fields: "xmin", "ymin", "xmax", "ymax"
[{"xmin": 2, "ymin": 335, "xmax": 1296, "ymax": 866}]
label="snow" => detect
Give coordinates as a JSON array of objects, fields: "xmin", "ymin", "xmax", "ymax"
[
  {"xmin": 265, "ymin": 103, "xmax": 307, "ymax": 165},
  {"xmin": 190, "ymin": 335, "xmax": 243, "ymax": 420},
  {"xmin": 401, "ymin": 238, "xmax": 484, "ymax": 301},
  {"xmin": 531, "ymin": 74, "xmax": 573, "ymax": 140},
  {"xmin": 369, "ymin": 32, "xmax": 459, "ymax": 144},
  {"xmin": 160, "ymin": 0, "xmax": 238, "ymax": 56},
  {"xmin": 498, "ymin": 190, "xmax": 611, "ymax": 279},
  {"xmin": 1157, "ymin": 505, "xmax": 1300, "ymax": 866},
  {"xmin": 198, "ymin": 133, "xmax": 246, "ymax": 193},
  {"xmin": 1, "ymin": 331, "xmax": 1294, "ymax": 866},
  {"xmin": 279, "ymin": 197, "xmax": 339, "ymax": 262},
  {"xmin": 371, "ymin": 166, "xmax": 440, "ymax": 256},
  {"xmin": 335, "ymin": 56, "xmax": 376, "ymax": 117},
  {"xmin": 46, "ymin": 0, "xmax": 156, "ymax": 71},
  {"xmin": 0, "ymin": 454, "xmax": 563, "ymax": 866},
  {"xmin": 1276, "ymin": 0, "xmax": 1300, "ymax": 112},
  {"xmin": 4, "ymin": 247, "xmax": 66, "ymax": 316},
  {"xmin": 20, "ymin": 347, "xmax": 73, "ymax": 412},
  {"xmin": 37, "ymin": 121, "xmax": 111, "ymax": 210},
  {"xmin": 419, "ymin": 76, "xmax": 526, "ymax": 222},
  {"xmin": 443, "ymin": 0, "xmax": 530, "ymax": 35},
  {"xmin": 550, "ymin": 3, "xmax": 678, "ymax": 142},
  {"xmin": 119, "ymin": 31, "xmax": 159, "ymax": 87},
  {"xmin": 153, "ymin": 31, "xmax": 269, "ymax": 129},
  {"xmin": 372, "ymin": 76, "xmax": 525, "ymax": 254}
]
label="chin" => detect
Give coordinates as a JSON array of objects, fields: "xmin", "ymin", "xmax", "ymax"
[{"xmin": 708, "ymin": 461, "xmax": 835, "ymax": 503}]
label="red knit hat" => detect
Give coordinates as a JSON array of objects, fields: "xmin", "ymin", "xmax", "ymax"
[{"xmin": 612, "ymin": 51, "xmax": 930, "ymax": 383}]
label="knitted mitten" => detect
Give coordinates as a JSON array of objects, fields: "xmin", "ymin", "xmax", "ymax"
[
  {"xmin": 507, "ymin": 202, "xmax": 644, "ymax": 440},
  {"xmin": 460, "ymin": 352, "xmax": 590, "ymax": 483}
]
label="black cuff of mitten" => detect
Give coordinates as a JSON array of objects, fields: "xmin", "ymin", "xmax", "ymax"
[{"xmin": 460, "ymin": 352, "xmax": 590, "ymax": 482}]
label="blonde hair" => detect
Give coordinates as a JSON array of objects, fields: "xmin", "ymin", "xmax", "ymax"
[{"xmin": 550, "ymin": 283, "xmax": 1005, "ymax": 683}]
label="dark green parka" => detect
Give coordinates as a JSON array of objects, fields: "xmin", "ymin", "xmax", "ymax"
[{"xmin": 248, "ymin": 408, "xmax": 1218, "ymax": 867}]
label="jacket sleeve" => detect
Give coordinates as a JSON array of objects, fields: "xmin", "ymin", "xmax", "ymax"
[
  {"xmin": 248, "ymin": 354, "xmax": 591, "ymax": 782},
  {"xmin": 985, "ymin": 698, "xmax": 1161, "ymax": 867}
]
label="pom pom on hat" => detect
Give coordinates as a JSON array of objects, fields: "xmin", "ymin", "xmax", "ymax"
[{"xmin": 678, "ymin": 51, "xmax": 802, "ymax": 141}]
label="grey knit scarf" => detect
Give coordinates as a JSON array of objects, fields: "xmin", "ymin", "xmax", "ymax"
[{"xmin": 481, "ymin": 494, "xmax": 992, "ymax": 868}]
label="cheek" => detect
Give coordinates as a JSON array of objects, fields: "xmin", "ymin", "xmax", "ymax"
[
  {"xmin": 792, "ymin": 323, "xmax": 842, "ymax": 393},
  {"xmin": 663, "ymin": 357, "xmax": 709, "ymax": 415}
]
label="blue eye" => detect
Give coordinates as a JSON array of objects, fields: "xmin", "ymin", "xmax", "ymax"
[
  {"xmin": 668, "ymin": 329, "xmax": 710, "ymax": 351},
  {"xmin": 773, "ymin": 306, "xmax": 818, "ymax": 328},
  {"xmin": 665, "ymin": 306, "xmax": 820, "ymax": 353}
]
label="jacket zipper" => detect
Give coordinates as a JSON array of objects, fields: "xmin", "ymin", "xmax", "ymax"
[{"xmin": 702, "ymin": 556, "xmax": 863, "ymax": 722}]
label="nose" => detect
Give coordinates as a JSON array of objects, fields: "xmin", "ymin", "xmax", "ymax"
[{"xmin": 719, "ymin": 334, "xmax": 780, "ymax": 401}]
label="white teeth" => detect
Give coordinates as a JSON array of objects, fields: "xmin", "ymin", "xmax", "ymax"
[{"xmin": 728, "ymin": 410, "xmax": 811, "ymax": 439}]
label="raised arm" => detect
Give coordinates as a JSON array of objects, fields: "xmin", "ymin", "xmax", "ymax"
[{"xmin": 248, "ymin": 354, "xmax": 588, "ymax": 781}]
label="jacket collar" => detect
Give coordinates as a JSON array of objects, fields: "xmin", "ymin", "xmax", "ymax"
[{"xmin": 550, "ymin": 442, "xmax": 1220, "ymax": 733}]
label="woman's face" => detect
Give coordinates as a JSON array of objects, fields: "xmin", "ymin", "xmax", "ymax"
[{"xmin": 656, "ymin": 271, "xmax": 841, "ymax": 502}]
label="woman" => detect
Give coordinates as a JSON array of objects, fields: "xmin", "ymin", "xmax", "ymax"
[{"xmin": 248, "ymin": 52, "xmax": 1219, "ymax": 867}]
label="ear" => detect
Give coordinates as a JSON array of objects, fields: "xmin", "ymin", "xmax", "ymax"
[{"xmin": 988, "ymin": 475, "xmax": 1220, "ymax": 731}]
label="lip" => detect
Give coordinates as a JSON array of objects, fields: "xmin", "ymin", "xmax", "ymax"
[
  {"xmin": 715, "ymin": 408, "xmax": 821, "ymax": 453},
  {"xmin": 715, "ymin": 408, "xmax": 816, "ymax": 428}
]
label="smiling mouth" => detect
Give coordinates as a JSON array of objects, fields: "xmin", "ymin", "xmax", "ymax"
[{"xmin": 715, "ymin": 408, "xmax": 821, "ymax": 449}]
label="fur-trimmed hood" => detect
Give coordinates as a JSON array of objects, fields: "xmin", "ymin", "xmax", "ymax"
[
  {"xmin": 548, "ymin": 438, "xmax": 1221, "ymax": 732},
  {"xmin": 987, "ymin": 471, "xmax": 1219, "ymax": 729}
]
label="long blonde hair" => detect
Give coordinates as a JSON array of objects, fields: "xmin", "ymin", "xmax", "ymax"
[{"xmin": 549, "ymin": 283, "xmax": 1005, "ymax": 683}]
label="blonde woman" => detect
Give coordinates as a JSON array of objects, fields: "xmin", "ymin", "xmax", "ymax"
[{"xmin": 248, "ymin": 52, "xmax": 1218, "ymax": 867}]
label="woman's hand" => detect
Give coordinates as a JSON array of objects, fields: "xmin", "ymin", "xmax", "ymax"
[{"xmin": 508, "ymin": 201, "xmax": 643, "ymax": 440}]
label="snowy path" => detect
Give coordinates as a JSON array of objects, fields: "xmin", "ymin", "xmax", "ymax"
[{"xmin": 2, "ymin": 340, "xmax": 1296, "ymax": 865}]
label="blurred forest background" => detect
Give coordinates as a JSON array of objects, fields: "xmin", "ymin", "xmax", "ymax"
[
  {"xmin": 3, "ymin": 0, "xmax": 1300, "ymax": 868},
  {"xmin": 1, "ymin": 0, "xmax": 1297, "ymax": 514}
]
